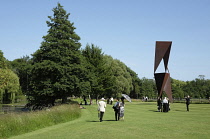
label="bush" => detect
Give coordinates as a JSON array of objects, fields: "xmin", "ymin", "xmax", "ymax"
[{"xmin": 0, "ymin": 104, "xmax": 81, "ymax": 138}]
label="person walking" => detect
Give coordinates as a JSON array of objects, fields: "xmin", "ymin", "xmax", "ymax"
[
  {"xmin": 113, "ymin": 98, "xmax": 120, "ymax": 121},
  {"xmin": 98, "ymin": 98, "xmax": 106, "ymax": 122},
  {"xmin": 119, "ymin": 97, "xmax": 125, "ymax": 120},
  {"xmin": 185, "ymin": 95, "xmax": 190, "ymax": 111}
]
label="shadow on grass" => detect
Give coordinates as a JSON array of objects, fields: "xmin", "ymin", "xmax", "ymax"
[
  {"xmin": 148, "ymin": 110, "xmax": 174, "ymax": 113},
  {"xmin": 148, "ymin": 110, "xmax": 161, "ymax": 112},
  {"xmin": 86, "ymin": 120, "xmax": 99, "ymax": 122},
  {"xmin": 174, "ymin": 109, "xmax": 186, "ymax": 112},
  {"xmin": 149, "ymin": 109, "xmax": 188, "ymax": 112},
  {"xmin": 103, "ymin": 120, "xmax": 116, "ymax": 121},
  {"xmin": 136, "ymin": 103, "xmax": 155, "ymax": 105},
  {"xmin": 86, "ymin": 120, "xmax": 116, "ymax": 122}
]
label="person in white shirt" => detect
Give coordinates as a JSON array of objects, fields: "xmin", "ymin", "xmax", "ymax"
[
  {"xmin": 98, "ymin": 98, "xmax": 106, "ymax": 122},
  {"xmin": 162, "ymin": 97, "xmax": 168, "ymax": 112},
  {"xmin": 110, "ymin": 97, "xmax": 113, "ymax": 105}
]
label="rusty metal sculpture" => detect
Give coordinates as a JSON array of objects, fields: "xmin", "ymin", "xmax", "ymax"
[{"xmin": 154, "ymin": 41, "xmax": 173, "ymax": 102}]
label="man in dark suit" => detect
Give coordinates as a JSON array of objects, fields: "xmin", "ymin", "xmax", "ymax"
[
  {"xmin": 185, "ymin": 95, "xmax": 190, "ymax": 111},
  {"xmin": 113, "ymin": 98, "xmax": 120, "ymax": 121},
  {"xmin": 157, "ymin": 97, "xmax": 162, "ymax": 112}
]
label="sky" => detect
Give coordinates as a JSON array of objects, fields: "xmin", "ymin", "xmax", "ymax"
[{"xmin": 0, "ymin": 0, "xmax": 209, "ymax": 81}]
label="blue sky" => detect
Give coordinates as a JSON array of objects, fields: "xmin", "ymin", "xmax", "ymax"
[{"xmin": 0, "ymin": 0, "xmax": 209, "ymax": 81}]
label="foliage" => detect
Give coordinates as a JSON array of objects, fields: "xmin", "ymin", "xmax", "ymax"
[
  {"xmin": 144, "ymin": 77, "xmax": 210, "ymax": 100},
  {"xmin": 81, "ymin": 44, "xmax": 105, "ymax": 99},
  {"xmin": 2, "ymin": 69, "xmax": 20, "ymax": 103},
  {"xmin": 0, "ymin": 51, "xmax": 20, "ymax": 104},
  {"xmin": 0, "ymin": 50, "xmax": 8, "ymax": 91},
  {"xmin": 10, "ymin": 56, "xmax": 32, "ymax": 95},
  {"xmin": 171, "ymin": 78, "xmax": 186, "ymax": 99},
  {"xmin": 29, "ymin": 3, "xmax": 86, "ymax": 107},
  {"xmin": 82, "ymin": 45, "xmax": 116, "ymax": 99},
  {"xmin": 0, "ymin": 104, "xmax": 81, "ymax": 138},
  {"xmin": 82, "ymin": 45, "xmax": 140, "ymax": 100},
  {"xmin": 108, "ymin": 58, "xmax": 133, "ymax": 97},
  {"xmin": 140, "ymin": 77, "xmax": 156, "ymax": 98},
  {"xmin": 126, "ymin": 66, "xmax": 141, "ymax": 98},
  {"xmin": 0, "ymin": 50, "xmax": 7, "ymax": 69},
  {"xmin": 183, "ymin": 77, "xmax": 210, "ymax": 98}
]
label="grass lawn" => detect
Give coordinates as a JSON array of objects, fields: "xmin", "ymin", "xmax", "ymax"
[{"xmin": 9, "ymin": 102, "xmax": 210, "ymax": 139}]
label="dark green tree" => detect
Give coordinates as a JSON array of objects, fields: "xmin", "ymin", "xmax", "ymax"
[
  {"xmin": 126, "ymin": 66, "xmax": 141, "ymax": 99},
  {"xmin": 10, "ymin": 56, "xmax": 32, "ymax": 95},
  {"xmin": 29, "ymin": 3, "xmax": 84, "ymax": 108},
  {"xmin": 205, "ymin": 79, "xmax": 210, "ymax": 98},
  {"xmin": 183, "ymin": 76, "xmax": 209, "ymax": 99},
  {"xmin": 171, "ymin": 78, "xmax": 185, "ymax": 99},
  {"xmin": 0, "ymin": 50, "xmax": 7, "ymax": 69},
  {"xmin": 104, "ymin": 56, "xmax": 133, "ymax": 98},
  {"xmin": 82, "ymin": 44, "xmax": 115, "ymax": 101},
  {"xmin": 140, "ymin": 77, "xmax": 156, "ymax": 99}
]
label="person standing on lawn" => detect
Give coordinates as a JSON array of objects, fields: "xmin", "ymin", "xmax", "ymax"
[
  {"xmin": 113, "ymin": 98, "xmax": 120, "ymax": 121},
  {"xmin": 98, "ymin": 98, "xmax": 106, "ymax": 122},
  {"xmin": 110, "ymin": 97, "xmax": 114, "ymax": 105},
  {"xmin": 119, "ymin": 97, "xmax": 125, "ymax": 120},
  {"xmin": 157, "ymin": 97, "xmax": 162, "ymax": 112},
  {"xmin": 185, "ymin": 95, "xmax": 190, "ymax": 111},
  {"xmin": 162, "ymin": 97, "xmax": 168, "ymax": 112}
]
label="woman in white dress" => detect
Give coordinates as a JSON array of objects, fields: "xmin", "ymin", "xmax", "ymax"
[{"xmin": 119, "ymin": 97, "xmax": 125, "ymax": 120}]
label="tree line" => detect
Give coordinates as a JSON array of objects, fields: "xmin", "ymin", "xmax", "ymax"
[{"xmin": 0, "ymin": 3, "xmax": 210, "ymax": 108}]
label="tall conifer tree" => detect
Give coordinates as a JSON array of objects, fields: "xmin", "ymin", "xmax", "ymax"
[{"xmin": 29, "ymin": 3, "xmax": 83, "ymax": 107}]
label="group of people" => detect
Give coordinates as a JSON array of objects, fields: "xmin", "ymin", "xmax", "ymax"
[
  {"xmin": 107, "ymin": 97, "xmax": 114, "ymax": 105},
  {"xmin": 98, "ymin": 95, "xmax": 191, "ymax": 122},
  {"xmin": 98, "ymin": 97, "xmax": 125, "ymax": 122},
  {"xmin": 142, "ymin": 96, "xmax": 148, "ymax": 102},
  {"xmin": 157, "ymin": 95, "xmax": 191, "ymax": 112},
  {"xmin": 157, "ymin": 97, "xmax": 170, "ymax": 112}
]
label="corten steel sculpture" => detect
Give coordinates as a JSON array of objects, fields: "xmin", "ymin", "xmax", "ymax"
[{"xmin": 154, "ymin": 41, "xmax": 173, "ymax": 102}]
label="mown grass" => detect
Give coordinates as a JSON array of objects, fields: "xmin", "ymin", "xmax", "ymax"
[
  {"xmin": 0, "ymin": 104, "xmax": 81, "ymax": 138},
  {"xmin": 8, "ymin": 102, "xmax": 210, "ymax": 139}
]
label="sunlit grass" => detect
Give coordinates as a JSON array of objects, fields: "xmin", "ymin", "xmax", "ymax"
[
  {"xmin": 0, "ymin": 104, "xmax": 81, "ymax": 138},
  {"xmin": 8, "ymin": 102, "xmax": 210, "ymax": 139}
]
